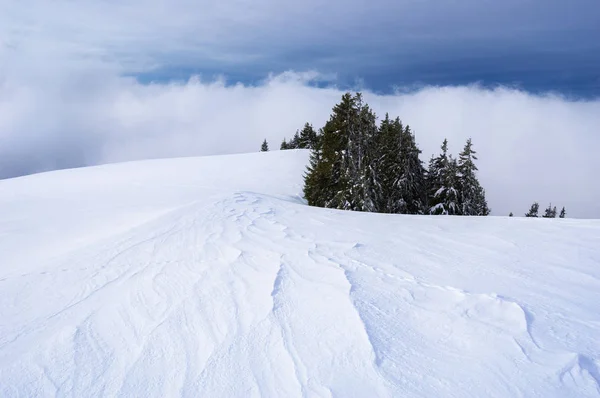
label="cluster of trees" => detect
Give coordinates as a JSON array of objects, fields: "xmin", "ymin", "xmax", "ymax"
[
  {"xmin": 522, "ymin": 203, "xmax": 566, "ymax": 218},
  {"xmin": 295, "ymin": 92, "xmax": 490, "ymax": 215},
  {"xmin": 280, "ymin": 123, "xmax": 319, "ymax": 150},
  {"xmin": 260, "ymin": 123, "xmax": 318, "ymax": 152},
  {"xmin": 261, "ymin": 93, "xmax": 571, "ymax": 219}
]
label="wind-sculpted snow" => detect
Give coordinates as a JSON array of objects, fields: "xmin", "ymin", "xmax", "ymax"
[{"xmin": 0, "ymin": 150, "xmax": 599, "ymax": 397}]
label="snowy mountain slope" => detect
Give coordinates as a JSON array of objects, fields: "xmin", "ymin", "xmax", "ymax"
[{"xmin": 1, "ymin": 150, "xmax": 599, "ymax": 397}]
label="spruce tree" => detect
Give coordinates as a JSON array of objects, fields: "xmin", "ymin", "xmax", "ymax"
[
  {"xmin": 543, "ymin": 204, "xmax": 557, "ymax": 218},
  {"xmin": 457, "ymin": 138, "xmax": 489, "ymax": 215},
  {"xmin": 290, "ymin": 131, "xmax": 301, "ymax": 149},
  {"xmin": 559, "ymin": 207, "xmax": 566, "ymax": 218},
  {"xmin": 372, "ymin": 113, "xmax": 401, "ymax": 213},
  {"xmin": 280, "ymin": 139, "xmax": 289, "ymax": 150},
  {"xmin": 476, "ymin": 188, "xmax": 491, "ymax": 216},
  {"xmin": 303, "ymin": 92, "xmax": 378, "ymax": 212},
  {"xmin": 525, "ymin": 202, "xmax": 539, "ymax": 217},
  {"xmin": 298, "ymin": 123, "xmax": 319, "ymax": 149},
  {"xmin": 304, "ymin": 93, "xmax": 355, "ymax": 209},
  {"xmin": 261, "ymin": 139, "xmax": 269, "ymax": 152},
  {"xmin": 340, "ymin": 93, "xmax": 377, "ymax": 212},
  {"xmin": 427, "ymin": 139, "xmax": 460, "ymax": 215},
  {"xmin": 397, "ymin": 123, "xmax": 427, "ymax": 214}
]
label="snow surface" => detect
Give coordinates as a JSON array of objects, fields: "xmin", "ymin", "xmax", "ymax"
[{"xmin": 1, "ymin": 149, "xmax": 599, "ymax": 397}]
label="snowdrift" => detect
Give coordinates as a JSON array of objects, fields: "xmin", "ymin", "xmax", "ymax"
[{"xmin": 1, "ymin": 150, "xmax": 599, "ymax": 397}]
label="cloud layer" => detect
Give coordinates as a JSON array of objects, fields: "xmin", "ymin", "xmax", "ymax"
[
  {"xmin": 1, "ymin": 0, "xmax": 599, "ymax": 217},
  {"xmin": 1, "ymin": 71, "xmax": 598, "ymax": 218}
]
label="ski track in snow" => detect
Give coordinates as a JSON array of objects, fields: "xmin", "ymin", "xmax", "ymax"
[{"xmin": 1, "ymin": 150, "xmax": 599, "ymax": 397}]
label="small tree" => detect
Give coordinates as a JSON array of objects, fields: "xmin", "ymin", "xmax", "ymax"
[
  {"xmin": 509, "ymin": 212, "xmax": 513, "ymax": 217},
  {"xmin": 559, "ymin": 207, "xmax": 566, "ymax": 218},
  {"xmin": 542, "ymin": 204, "xmax": 557, "ymax": 218},
  {"xmin": 298, "ymin": 123, "xmax": 319, "ymax": 149},
  {"xmin": 525, "ymin": 202, "xmax": 539, "ymax": 217},
  {"xmin": 280, "ymin": 139, "xmax": 289, "ymax": 150},
  {"xmin": 261, "ymin": 139, "xmax": 269, "ymax": 152}
]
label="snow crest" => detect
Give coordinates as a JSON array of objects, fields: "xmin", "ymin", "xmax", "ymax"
[{"xmin": 1, "ymin": 150, "xmax": 599, "ymax": 397}]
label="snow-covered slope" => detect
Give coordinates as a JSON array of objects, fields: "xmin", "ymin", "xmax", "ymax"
[{"xmin": 1, "ymin": 150, "xmax": 599, "ymax": 398}]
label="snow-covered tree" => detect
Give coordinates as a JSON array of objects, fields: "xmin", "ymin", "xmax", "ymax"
[
  {"xmin": 304, "ymin": 93, "xmax": 355, "ymax": 209},
  {"xmin": 427, "ymin": 139, "xmax": 461, "ymax": 215},
  {"xmin": 396, "ymin": 123, "xmax": 426, "ymax": 214},
  {"xmin": 559, "ymin": 207, "xmax": 566, "ymax": 218},
  {"xmin": 261, "ymin": 139, "xmax": 269, "ymax": 152},
  {"xmin": 457, "ymin": 138, "xmax": 489, "ymax": 215},
  {"xmin": 298, "ymin": 123, "xmax": 319, "ymax": 149},
  {"xmin": 280, "ymin": 139, "xmax": 289, "ymax": 150},
  {"xmin": 304, "ymin": 92, "xmax": 380, "ymax": 212},
  {"xmin": 371, "ymin": 114, "xmax": 400, "ymax": 213},
  {"xmin": 339, "ymin": 93, "xmax": 377, "ymax": 212},
  {"xmin": 525, "ymin": 202, "xmax": 539, "ymax": 217},
  {"xmin": 542, "ymin": 204, "xmax": 557, "ymax": 218}
]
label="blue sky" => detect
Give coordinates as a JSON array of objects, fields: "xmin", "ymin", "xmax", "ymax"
[{"xmin": 1, "ymin": 0, "xmax": 600, "ymax": 217}]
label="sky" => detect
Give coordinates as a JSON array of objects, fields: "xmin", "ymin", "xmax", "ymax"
[{"xmin": 1, "ymin": 0, "xmax": 599, "ymax": 217}]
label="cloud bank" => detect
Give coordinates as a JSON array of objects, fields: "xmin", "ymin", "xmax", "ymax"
[{"xmin": 1, "ymin": 71, "xmax": 598, "ymax": 218}]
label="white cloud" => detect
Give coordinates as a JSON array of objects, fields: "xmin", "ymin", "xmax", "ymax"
[{"xmin": 0, "ymin": 70, "xmax": 598, "ymax": 218}]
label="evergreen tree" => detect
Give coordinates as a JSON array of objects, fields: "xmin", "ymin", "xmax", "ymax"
[
  {"xmin": 543, "ymin": 204, "xmax": 557, "ymax": 218},
  {"xmin": 372, "ymin": 114, "xmax": 400, "ymax": 213},
  {"xmin": 303, "ymin": 139, "xmax": 328, "ymax": 206},
  {"xmin": 290, "ymin": 131, "xmax": 301, "ymax": 149},
  {"xmin": 261, "ymin": 139, "xmax": 269, "ymax": 152},
  {"xmin": 427, "ymin": 139, "xmax": 460, "ymax": 215},
  {"xmin": 397, "ymin": 123, "xmax": 427, "ymax": 214},
  {"xmin": 457, "ymin": 138, "xmax": 489, "ymax": 215},
  {"xmin": 509, "ymin": 212, "xmax": 514, "ymax": 217},
  {"xmin": 339, "ymin": 93, "xmax": 377, "ymax": 212},
  {"xmin": 298, "ymin": 123, "xmax": 319, "ymax": 149},
  {"xmin": 304, "ymin": 93, "xmax": 355, "ymax": 209},
  {"xmin": 476, "ymin": 188, "xmax": 491, "ymax": 216},
  {"xmin": 280, "ymin": 139, "xmax": 289, "ymax": 150},
  {"xmin": 303, "ymin": 92, "xmax": 378, "ymax": 212},
  {"xmin": 559, "ymin": 207, "xmax": 566, "ymax": 218},
  {"xmin": 525, "ymin": 202, "xmax": 539, "ymax": 217}
]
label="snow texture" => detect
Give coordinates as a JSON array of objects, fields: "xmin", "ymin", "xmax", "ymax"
[{"xmin": 1, "ymin": 149, "xmax": 599, "ymax": 397}]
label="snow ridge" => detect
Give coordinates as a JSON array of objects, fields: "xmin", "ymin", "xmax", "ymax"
[{"xmin": 0, "ymin": 150, "xmax": 599, "ymax": 397}]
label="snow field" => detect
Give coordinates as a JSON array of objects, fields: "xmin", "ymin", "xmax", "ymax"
[{"xmin": 0, "ymin": 150, "xmax": 599, "ymax": 397}]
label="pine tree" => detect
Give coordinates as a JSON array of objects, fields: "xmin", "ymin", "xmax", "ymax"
[
  {"xmin": 261, "ymin": 139, "xmax": 269, "ymax": 152},
  {"xmin": 509, "ymin": 212, "xmax": 514, "ymax": 217},
  {"xmin": 457, "ymin": 138, "xmax": 489, "ymax": 215},
  {"xmin": 372, "ymin": 113, "xmax": 400, "ymax": 213},
  {"xmin": 303, "ymin": 140, "xmax": 328, "ymax": 206},
  {"xmin": 304, "ymin": 93, "xmax": 355, "ymax": 209},
  {"xmin": 280, "ymin": 139, "xmax": 289, "ymax": 150},
  {"xmin": 542, "ymin": 204, "xmax": 557, "ymax": 218},
  {"xmin": 559, "ymin": 207, "xmax": 566, "ymax": 218},
  {"xmin": 476, "ymin": 188, "xmax": 491, "ymax": 216},
  {"xmin": 427, "ymin": 139, "xmax": 460, "ymax": 215},
  {"xmin": 298, "ymin": 123, "xmax": 319, "ymax": 149},
  {"xmin": 339, "ymin": 93, "xmax": 377, "ymax": 212},
  {"xmin": 303, "ymin": 92, "xmax": 378, "ymax": 212},
  {"xmin": 397, "ymin": 123, "xmax": 427, "ymax": 214},
  {"xmin": 290, "ymin": 131, "xmax": 301, "ymax": 149},
  {"xmin": 525, "ymin": 202, "xmax": 539, "ymax": 217}
]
